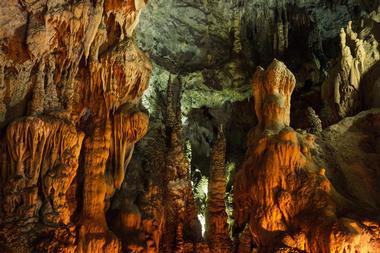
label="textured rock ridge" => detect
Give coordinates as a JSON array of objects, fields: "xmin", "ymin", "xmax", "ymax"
[{"xmin": 233, "ymin": 59, "xmax": 380, "ymax": 253}]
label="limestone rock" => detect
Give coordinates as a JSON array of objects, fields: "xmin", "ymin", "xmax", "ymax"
[
  {"xmin": 0, "ymin": 0, "xmax": 151, "ymax": 252},
  {"xmin": 162, "ymin": 76, "xmax": 204, "ymax": 253},
  {"xmin": 233, "ymin": 59, "xmax": 380, "ymax": 252},
  {"xmin": 1, "ymin": 116, "xmax": 84, "ymax": 251},
  {"xmin": 318, "ymin": 109, "xmax": 380, "ymax": 211},
  {"xmin": 206, "ymin": 129, "xmax": 232, "ymax": 252},
  {"xmin": 1, "ymin": 1, "xmax": 380, "ymax": 253},
  {"xmin": 322, "ymin": 16, "xmax": 380, "ymax": 124},
  {"xmin": 137, "ymin": 0, "xmax": 235, "ymax": 73}
]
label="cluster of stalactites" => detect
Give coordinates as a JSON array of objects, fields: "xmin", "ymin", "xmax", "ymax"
[
  {"xmin": 87, "ymin": 40, "xmax": 152, "ymax": 115},
  {"xmin": 0, "ymin": 0, "xmax": 149, "ymax": 124},
  {"xmin": 0, "ymin": 1, "xmax": 152, "ymax": 252},
  {"xmin": 2, "ymin": 117, "xmax": 84, "ymax": 225},
  {"xmin": 273, "ymin": 4, "xmax": 289, "ymax": 56}
]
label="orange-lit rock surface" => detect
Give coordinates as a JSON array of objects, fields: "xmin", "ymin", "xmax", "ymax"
[
  {"xmin": 0, "ymin": 0, "xmax": 151, "ymax": 252},
  {"xmin": 233, "ymin": 59, "xmax": 380, "ymax": 253},
  {"xmin": 206, "ymin": 129, "xmax": 232, "ymax": 253},
  {"xmin": 1, "ymin": 1, "xmax": 380, "ymax": 252}
]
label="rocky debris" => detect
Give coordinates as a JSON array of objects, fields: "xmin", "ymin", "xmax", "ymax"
[{"xmin": 233, "ymin": 59, "xmax": 380, "ymax": 252}]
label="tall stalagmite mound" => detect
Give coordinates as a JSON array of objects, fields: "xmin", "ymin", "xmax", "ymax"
[{"xmin": 233, "ymin": 59, "xmax": 380, "ymax": 253}]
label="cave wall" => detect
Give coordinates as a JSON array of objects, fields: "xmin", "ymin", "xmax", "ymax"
[
  {"xmin": 136, "ymin": 0, "xmax": 380, "ymax": 182},
  {"xmin": 1, "ymin": 0, "xmax": 380, "ymax": 253},
  {"xmin": 0, "ymin": 0, "xmax": 152, "ymax": 252}
]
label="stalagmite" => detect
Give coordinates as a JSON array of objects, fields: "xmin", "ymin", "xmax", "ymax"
[
  {"xmin": 206, "ymin": 128, "xmax": 232, "ymax": 252},
  {"xmin": 306, "ymin": 107, "xmax": 322, "ymax": 134},
  {"xmin": 1, "ymin": 1, "xmax": 380, "ymax": 253},
  {"xmin": 162, "ymin": 76, "xmax": 205, "ymax": 253},
  {"xmin": 233, "ymin": 59, "xmax": 380, "ymax": 252},
  {"xmin": 78, "ymin": 119, "xmax": 121, "ymax": 253},
  {"xmin": 322, "ymin": 20, "xmax": 380, "ymax": 124},
  {"xmin": 253, "ymin": 59, "xmax": 295, "ymax": 132}
]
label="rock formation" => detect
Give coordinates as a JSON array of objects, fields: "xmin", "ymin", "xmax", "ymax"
[
  {"xmin": 206, "ymin": 128, "xmax": 232, "ymax": 253},
  {"xmin": 1, "ymin": 1, "xmax": 380, "ymax": 253},
  {"xmin": 305, "ymin": 107, "xmax": 323, "ymax": 135},
  {"xmin": 162, "ymin": 76, "xmax": 205, "ymax": 253},
  {"xmin": 2, "ymin": 116, "xmax": 84, "ymax": 252},
  {"xmin": 233, "ymin": 59, "xmax": 380, "ymax": 253},
  {"xmin": 0, "ymin": 0, "xmax": 151, "ymax": 252},
  {"xmin": 322, "ymin": 12, "xmax": 380, "ymax": 124}
]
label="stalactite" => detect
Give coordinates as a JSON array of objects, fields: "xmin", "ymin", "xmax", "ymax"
[
  {"xmin": 44, "ymin": 55, "xmax": 61, "ymax": 113},
  {"xmin": 0, "ymin": 63, "xmax": 6, "ymax": 121},
  {"xmin": 30, "ymin": 61, "xmax": 46, "ymax": 115},
  {"xmin": 273, "ymin": 5, "xmax": 288, "ymax": 56},
  {"xmin": 83, "ymin": 0, "xmax": 104, "ymax": 61},
  {"xmin": 111, "ymin": 111, "xmax": 149, "ymax": 189}
]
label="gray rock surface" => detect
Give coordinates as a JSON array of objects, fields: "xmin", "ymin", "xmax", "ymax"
[{"xmin": 137, "ymin": 0, "xmax": 236, "ymax": 73}]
